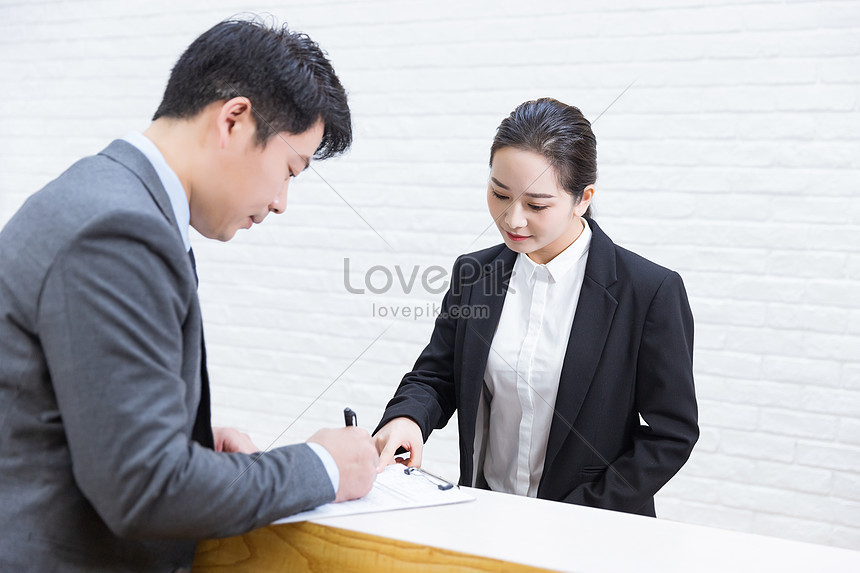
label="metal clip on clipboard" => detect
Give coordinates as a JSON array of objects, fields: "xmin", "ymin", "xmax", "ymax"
[{"xmin": 403, "ymin": 466, "xmax": 456, "ymax": 490}]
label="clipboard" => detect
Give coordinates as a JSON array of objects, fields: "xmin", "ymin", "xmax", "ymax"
[{"xmin": 273, "ymin": 464, "xmax": 474, "ymax": 524}]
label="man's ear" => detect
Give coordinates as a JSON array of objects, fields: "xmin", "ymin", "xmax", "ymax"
[
  {"xmin": 576, "ymin": 185, "xmax": 595, "ymax": 217},
  {"xmin": 216, "ymin": 97, "xmax": 253, "ymax": 149}
]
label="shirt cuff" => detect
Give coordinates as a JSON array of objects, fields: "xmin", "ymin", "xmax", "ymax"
[{"xmin": 306, "ymin": 442, "xmax": 339, "ymax": 495}]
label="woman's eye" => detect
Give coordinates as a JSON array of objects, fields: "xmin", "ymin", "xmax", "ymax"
[
  {"xmin": 530, "ymin": 204, "xmax": 549, "ymax": 211},
  {"xmin": 492, "ymin": 190, "xmax": 508, "ymax": 200}
]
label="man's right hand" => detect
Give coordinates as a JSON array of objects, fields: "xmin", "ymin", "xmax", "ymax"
[{"xmin": 307, "ymin": 427, "xmax": 378, "ymax": 503}]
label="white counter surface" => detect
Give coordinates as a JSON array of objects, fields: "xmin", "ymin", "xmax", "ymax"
[{"xmin": 312, "ymin": 487, "xmax": 860, "ymax": 573}]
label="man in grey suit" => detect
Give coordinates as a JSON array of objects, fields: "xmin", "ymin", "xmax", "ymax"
[{"xmin": 0, "ymin": 19, "xmax": 377, "ymax": 572}]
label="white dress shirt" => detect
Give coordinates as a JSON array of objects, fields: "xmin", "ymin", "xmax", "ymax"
[
  {"xmin": 121, "ymin": 132, "xmax": 340, "ymax": 493},
  {"xmin": 122, "ymin": 131, "xmax": 191, "ymax": 251},
  {"xmin": 479, "ymin": 220, "xmax": 592, "ymax": 497}
]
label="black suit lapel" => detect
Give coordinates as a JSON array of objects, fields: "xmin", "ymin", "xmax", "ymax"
[
  {"xmin": 458, "ymin": 248, "xmax": 516, "ymax": 454},
  {"xmin": 543, "ymin": 219, "xmax": 618, "ymax": 474}
]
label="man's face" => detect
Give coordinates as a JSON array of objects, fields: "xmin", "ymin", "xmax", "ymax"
[{"xmin": 191, "ymin": 119, "xmax": 324, "ymax": 241}]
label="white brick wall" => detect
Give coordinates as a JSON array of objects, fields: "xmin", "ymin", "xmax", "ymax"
[{"xmin": 2, "ymin": 0, "xmax": 859, "ymax": 551}]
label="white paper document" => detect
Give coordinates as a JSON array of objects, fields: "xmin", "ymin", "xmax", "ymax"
[{"xmin": 273, "ymin": 464, "xmax": 475, "ymax": 524}]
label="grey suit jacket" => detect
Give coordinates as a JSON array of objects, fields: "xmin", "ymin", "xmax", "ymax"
[{"xmin": 0, "ymin": 140, "xmax": 334, "ymax": 572}]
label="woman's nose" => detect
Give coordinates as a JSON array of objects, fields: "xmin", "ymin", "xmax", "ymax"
[{"xmin": 506, "ymin": 203, "xmax": 527, "ymax": 229}]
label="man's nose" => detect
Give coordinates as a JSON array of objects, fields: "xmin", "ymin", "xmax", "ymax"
[{"xmin": 269, "ymin": 180, "xmax": 289, "ymax": 214}]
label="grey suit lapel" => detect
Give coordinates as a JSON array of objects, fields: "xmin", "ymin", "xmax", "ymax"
[
  {"xmin": 98, "ymin": 139, "xmax": 184, "ymax": 243},
  {"xmin": 543, "ymin": 219, "xmax": 619, "ymax": 474}
]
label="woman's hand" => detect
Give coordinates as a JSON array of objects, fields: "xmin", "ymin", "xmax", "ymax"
[{"xmin": 374, "ymin": 417, "xmax": 424, "ymax": 472}]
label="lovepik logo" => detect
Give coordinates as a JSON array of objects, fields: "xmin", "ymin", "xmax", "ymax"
[{"xmin": 342, "ymin": 259, "xmax": 448, "ymax": 295}]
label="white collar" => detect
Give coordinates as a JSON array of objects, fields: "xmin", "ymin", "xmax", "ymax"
[
  {"xmin": 517, "ymin": 218, "xmax": 592, "ymax": 284},
  {"xmin": 122, "ymin": 131, "xmax": 191, "ymax": 251}
]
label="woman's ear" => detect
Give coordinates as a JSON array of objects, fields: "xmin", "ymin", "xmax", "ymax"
[{"xmin": 575, "ymin": 185, "xmax": 595, "ymax": 217}]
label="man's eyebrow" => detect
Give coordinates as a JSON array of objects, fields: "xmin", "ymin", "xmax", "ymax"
[{"xmin": 491, "ymin": 177, "xmax": 555, "ymax": 199}]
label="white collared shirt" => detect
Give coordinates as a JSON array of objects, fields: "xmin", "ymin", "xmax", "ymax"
[
  {"xmin": 121, "ymin": 131, "xmax": 340, "ymax": 493},
  {"xmin": 480, "ymin": 220, "xmax": 592, "ymax": 497},
  {"xmin": 122, "ymin": 131, "xmax": 191, "ymax": 251}
]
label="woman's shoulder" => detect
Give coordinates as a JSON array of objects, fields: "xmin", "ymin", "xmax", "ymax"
[
  {"xmin": 590, "ymin": 219, "xmax": 681, "ymax": 288},
  {"xmin": 455, "ymin": 243, "xmax": 512, "ymax": 268},
  {"xmin": 607, "ymin": 244, "xmax": 691, "ymax": 308},
  {"xmin": 443, "ymin": 244, "xmax": 516, "ymax": 289},
  {"xmin": 614, "ymin": 244, "xmax": 675, "ymax": 281}
]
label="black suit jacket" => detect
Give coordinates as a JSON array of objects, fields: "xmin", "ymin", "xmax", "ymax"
[{"xmin": 377, "ymin": 218, "xmax": 698, "ymax": 516}]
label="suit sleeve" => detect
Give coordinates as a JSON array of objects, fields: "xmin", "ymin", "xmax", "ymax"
[
  {"xmin": 37, "ymin": 211, "xmax": 334, "ymax": 539},
  {"xmin": 373, "ymin": 256, "xmax": 466, "ymax": 440},
  {"xmin": 564, "ymin": 271, "xmax": 699, "ymax": 513}
]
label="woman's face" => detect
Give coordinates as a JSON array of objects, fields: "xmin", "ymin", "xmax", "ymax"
[{"xmin": 487, "ymin": 147, "xmax": 593, "ymax": 264}]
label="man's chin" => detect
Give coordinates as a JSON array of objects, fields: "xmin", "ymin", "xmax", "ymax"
[
  {"xmin": 189, "ymin": 221, "xmax": 235, "ymax": 242},
  {"xmin": 202, "ymin": 229, "xmax": 236, "ymax": 242}
]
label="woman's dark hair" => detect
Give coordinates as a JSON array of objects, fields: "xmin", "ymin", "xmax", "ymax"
[
  {"xmin": 153, "ymin": 18, "xmax": 351, "ymax": 159},
  {"xmin": 490, "ymin": 98, "xmax": 596, "ymax": 218}
]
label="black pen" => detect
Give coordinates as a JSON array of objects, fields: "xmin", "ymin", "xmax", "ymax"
[{"xmin": 344, "ymin": 407, "xmax": 357, "ymax": 427}]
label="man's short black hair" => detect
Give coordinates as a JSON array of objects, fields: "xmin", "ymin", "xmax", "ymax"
[{"xmin": 153, "ymin": 18, "xmax": 351, "ymax": 159}]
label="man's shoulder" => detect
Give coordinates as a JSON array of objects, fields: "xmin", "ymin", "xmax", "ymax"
[
  {"xmin": 1, "ymin": 146, "xmax": 182, "ymax": 289},
  {"xmin": 11, "ymin": 145, "xmax": 166, "ymax": 234},
  {"xmin": 42, "ymin": 147, "xmax": 148, "ymax": 204}
]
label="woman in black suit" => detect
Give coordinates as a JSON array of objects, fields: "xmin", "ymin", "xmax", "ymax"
[{"xmin": 374, "ymin": 98, "xmax": 698, "ymax": 516}]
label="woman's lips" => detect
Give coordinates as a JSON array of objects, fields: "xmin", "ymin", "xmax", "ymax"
[{"xmin": 506, "ymin": 231, "xmax": 530, "ymax": 242}]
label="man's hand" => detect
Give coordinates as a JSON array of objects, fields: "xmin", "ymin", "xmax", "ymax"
[
  {"xmin": 307, "ymin": 427, "xmax": 378, "ymax": 503},
  {"xmin": 213, "ymin": 427, "xmax": 259, "ymax": 454},
  {"xmin": 374, "ymin": 417, "xmax": 424, "ymax": 472}
]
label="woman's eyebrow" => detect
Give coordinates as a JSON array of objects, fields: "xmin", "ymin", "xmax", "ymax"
[
  {"xmin": 492, "ymin": 176, "xmax": 556, "ymax": 199},
  {"xmin": 490, "ymin": 177, "xmax": 510, "ymax": 190},
  {"xmin": 524, "ymin": 192, "xmax": 555, "ymax": 199}
]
